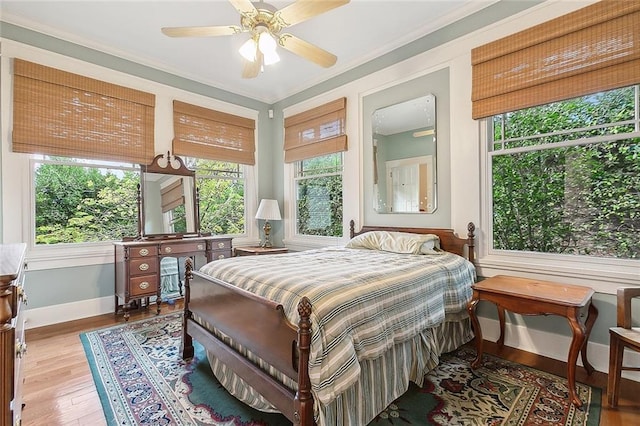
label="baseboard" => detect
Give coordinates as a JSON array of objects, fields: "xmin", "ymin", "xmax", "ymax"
[
  {"xmin": 24, "ymin": 295, "xmax": 115, "ymax": 329},
  {"xmin": 479, "ymin": 316, "xmax": 640, "ymax": 383}
]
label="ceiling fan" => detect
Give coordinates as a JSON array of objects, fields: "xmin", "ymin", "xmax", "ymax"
[{"xmin": 161, "ymin": 0, "xmax": 350, "ymax": 78}]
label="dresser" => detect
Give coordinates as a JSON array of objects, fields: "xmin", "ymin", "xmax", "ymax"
[
  {"xmin": 1, "ymin": 243, "xmax": 27, "ymax": 426},
  {"xmin": 114, "ymin": 236, "xmax": 231, "ymax": 320}
]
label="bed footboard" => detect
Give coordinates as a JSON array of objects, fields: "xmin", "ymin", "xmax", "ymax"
[{"xmin": 181, "ymin": 258, "xmax": 314, "ymax": 425}]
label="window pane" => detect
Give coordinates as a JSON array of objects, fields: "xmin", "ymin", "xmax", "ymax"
[
  {"xmin": 192, "ymin": 159, "xmax": 245, "ymax": 235},
  {"xmin": 491, "ymin": 86, "xmax": 640, "ymax": 259},
  {"xmin": 34, "ymin": 160, "xmax": 139, "ymax": 244},
  {"xmin": 296, "ymin": 153, "xmax": 343, "ymax": 237}
]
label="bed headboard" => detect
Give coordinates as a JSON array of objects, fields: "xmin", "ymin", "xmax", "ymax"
[{"xmin": 349, "ymin": 220, "xmax": 476, "ymax": 262}]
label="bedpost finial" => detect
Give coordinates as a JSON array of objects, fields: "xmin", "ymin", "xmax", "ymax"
[
  {"xmin": 298, "ymin": 296, "xmax": 312, "ymax": 318},
  {"xmin": 185, "ymin": 257, "xmax": 193, "ymax": 280},
  {"xmin": 467, "ymin": 222, "xmax": 476, "ymax": 238}
]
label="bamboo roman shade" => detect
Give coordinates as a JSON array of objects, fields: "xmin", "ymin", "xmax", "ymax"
[
  {"xmin": 284, "ymin": 97, "xmax": 347, "ymax": 163},
  {"xmin": 161, "ymin": 178, "xmax": 184, "ymax": 213},
  {"xmin": 471, "ymin": 0, "xmax": 640, "ymax": 119},
  {"xmin": 172, "ymin": 100, "xmax": 256, "ymax": 165},
  {"xmin": 12, "ymin": 59, "xmax": 155, "ymax": 163}
]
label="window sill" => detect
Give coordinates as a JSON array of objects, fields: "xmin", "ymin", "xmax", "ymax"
[
  {"xmin": 476, "ymin": 252, "xmax": 639, "ymax": 295},
  {"xmin": 26, "ymin": 242, "xmax": 115, "ymax": 271},
  {"xmin": 283, "ymin": 234, "xmax": 347, "ymax": 252}
]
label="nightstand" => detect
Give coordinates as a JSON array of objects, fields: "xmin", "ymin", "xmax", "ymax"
[{"xmin": 235, "ymin": 246, "xmax": 289, "ymax": 256}]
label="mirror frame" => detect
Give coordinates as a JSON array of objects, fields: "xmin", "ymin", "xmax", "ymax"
[
  {"xmin": 372, "ymin": 93, "xmax": 437, "ymax": 214},
  {"xmin": 137, "ymin": 153, "xmax": 201, "ymax": 239}
]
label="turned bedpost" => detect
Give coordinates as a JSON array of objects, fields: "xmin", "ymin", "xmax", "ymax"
[
  {"xmin": 467, "ymin": 222, "xmax": 476, "ymax": 263},
  {"xmin": 181, "ymin": 257, "xmax": 194, "ymax": 360},
  {"xmin": 349, "ymin": 220, "xmax": 356, "ymax": 238},
  {"xmin": 294, "ymin": 297, "xmax": 314, "ymax": 426}
]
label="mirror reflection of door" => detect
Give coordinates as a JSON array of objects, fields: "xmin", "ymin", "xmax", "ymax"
[
  {"xmin": 372, "ymin": 94, "xmax": 437, "ymax": 214},
  {"xmin": 386, "ymin": 156, "xmax": 434, "ymax": 213}
]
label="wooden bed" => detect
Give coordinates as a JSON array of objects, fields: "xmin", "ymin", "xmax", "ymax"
[{"xmin": 181, "ymin": 220, "xmax": 476, "ymax": 425}]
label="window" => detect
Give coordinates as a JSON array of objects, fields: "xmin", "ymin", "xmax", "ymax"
[
  {"xmin": 295, "ymin": 153, "xmax": 343, "ymax": 237},
  {"xmin": 284, "ymin": 97, "xmax": 348, "ymax": 241},
  {"xmin": 33, "ymin": 157, "xmax": 139, "ymax": 244},
  {"xmin": 184, "ymin": 158, "xmax": 246, "ymax": 235},
  {"xmin": 172, "ymin": 101, "xmax": 256, "ymax": 238},
  {"xmin": 489, "ymin": 85, "xmax": 640, "ymax": 259}
]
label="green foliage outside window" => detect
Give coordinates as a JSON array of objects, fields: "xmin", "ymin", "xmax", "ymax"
[
  {"xmin": 296, "ymin": 153, "xmax": 343, "ymax": 237},
  {"xmin": 35, "ymin": 161, "xmax": 139, "ymax": 244},
  {"xmin": 191, "ymin": 159, "xmax": 245, "ymax": 235},
  {"xmin": 492, "ymin": 86, "xmax": 640, "ymax": 259}
]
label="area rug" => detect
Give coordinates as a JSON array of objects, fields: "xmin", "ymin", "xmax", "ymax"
[{"xmin": 80, "ymin": 313, "xmax": 601, "ymax": 425}]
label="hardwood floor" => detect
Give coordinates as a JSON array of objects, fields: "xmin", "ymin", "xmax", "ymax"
[{"xmin": 20, "ymin": 302, "xmax": 640, "ymax": 425}]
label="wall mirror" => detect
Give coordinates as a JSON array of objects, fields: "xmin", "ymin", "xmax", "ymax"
[
  {"xmin": 372, "ymin": 94, "xmax": 437, "ymax": 214},
  {"xmin": 138, "ymin": 153, "xmax": 200, "ymax": 239}
]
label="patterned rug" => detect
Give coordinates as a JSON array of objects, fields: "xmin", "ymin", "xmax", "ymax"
[{"xmin": 80, "ymin": 313, "xmax": 601, "ymax": 425}]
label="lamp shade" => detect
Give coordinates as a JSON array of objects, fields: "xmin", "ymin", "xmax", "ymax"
[{"xmin": 255, "ymin": 199, "xmax": 281, "ymax": 221}]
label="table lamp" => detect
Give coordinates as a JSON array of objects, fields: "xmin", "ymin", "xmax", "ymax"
[{"xmin": 255, "ymin": 199, "xmax": 281, "ymax": 248}]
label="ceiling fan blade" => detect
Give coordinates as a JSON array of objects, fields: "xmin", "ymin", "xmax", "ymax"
[
  {"xmin": 413, "ymin": 129, "xmax": 435, "ymax": 138},
  {"xmin": 161, "ymin": 25, "xmax": 241, "ymax": 37},
  {"xmin": 242, "ymin": 51, "xmax": 263, "ymax": 79},
  {"xmin": 279, "ymin": 34, "xmax": 337, "ymax": 68},
  {"xmin": 275, "ymin": 0, "xmax": 350, "ymax": 27},
  {"xmin": 229, "ymin": 0, "xmax": 258, "ymax": 17}
]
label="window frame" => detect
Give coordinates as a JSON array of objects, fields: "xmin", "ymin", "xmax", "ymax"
[
  {"xmin": 186, "ymin": 157, "xmax": 257, "ymax": 240},
  {"xmin": 293, "ymin": 152, "xmax": 344, "ymax": 238},
  {"xmin": 478, "ymin": 114, "xmax": 640, "ymax": 295}
]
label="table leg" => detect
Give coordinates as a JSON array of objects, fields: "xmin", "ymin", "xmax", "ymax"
[
  {"xmin": 580, "ymin": 302, "xmax": 598, "ymax": 375},
  {"xmin": 467, "ymin": 297, "xmax": 483, "ymax": 368},
  {"xmin": 497, "ymin": 306, "xmax": 506, "ymax": 348},
  {"xmin": 567, "ymin": 309, "xmax": 587, "ymax": 407}
]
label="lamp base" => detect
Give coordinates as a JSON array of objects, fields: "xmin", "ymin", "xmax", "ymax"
[{"xmin": 260, "ymin": 220, "xmax": 273, "ymax": 248}]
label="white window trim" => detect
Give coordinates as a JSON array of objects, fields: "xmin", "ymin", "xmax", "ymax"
[
  {"xmin": 477, "ymin": 120, "xmax": 640, "ymax": 295},
  {"xmin": 282, "ymin": 158, "xmax": 347, "ymax": 252}
]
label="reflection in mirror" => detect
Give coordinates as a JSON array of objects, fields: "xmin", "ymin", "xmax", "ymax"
[
  {"xmin": 160, "ymin": 256, "xmax": 185, "ymax": 301},
  {"xmin": 139, "ymin": 153, "xmax": 200, "ymax": 238},
  {"xmin": 143, "ymin": 173, "xmax": 196, "ymax": 234},
  {"xmin": 372, "ymin": 94, "xmax": 437, "ymax": 213}
]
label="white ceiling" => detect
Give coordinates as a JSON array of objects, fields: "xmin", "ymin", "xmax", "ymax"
[{"xmin": 1, "ymin": 0, "xmax": 498, "ymax": 104}]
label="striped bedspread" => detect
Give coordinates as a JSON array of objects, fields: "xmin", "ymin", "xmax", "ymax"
[{"xmin": 199, "ymin": 246, "xmax": 476, "ymax": 406}]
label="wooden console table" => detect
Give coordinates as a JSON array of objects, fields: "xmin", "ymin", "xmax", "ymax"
[{"xmin": 467, "ymin": 275, "xmax": 598, "ymax": 407}]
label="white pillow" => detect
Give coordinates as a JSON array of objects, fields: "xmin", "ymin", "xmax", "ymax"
[{"xmin": 346, "ymin": 231, "xmax": 440, "ymax": 255}]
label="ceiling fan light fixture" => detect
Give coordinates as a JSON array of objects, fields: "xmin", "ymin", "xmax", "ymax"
[
  {"xmin": 239, "ymin": 37, "xmax": 257, "ymax": 62},
  {"xmin": 263, "ymin": 49, "xmax": 280, "ymax": 65},
  {"xmin": 258, "ymin": 31, "xmax": 277, "ymax": 54}
]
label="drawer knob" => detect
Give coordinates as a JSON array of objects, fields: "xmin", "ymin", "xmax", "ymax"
[
  {"xmin": 139, "ymin": 281, "xmax": 150, "ymax": 290},
  {"xmin": 17, "ymin": 285, "xmax": 28, "ymax": 305},
  {"xmin": 139, "ymin": 248, "xmax": 149, "ymax": 256},
  {"xmin": 165, "ymin": 247, "xmax": 173, "ymax": 253},
  {"xmin": 139, "ymin": 263, "xmax": 150, "ymax": 271},
  {"xmin": 16, "ymin": 340, "xmax": 27, "ymax": 358},
  {"xmin": 218, "ymin": 242, "xmax": 225, "ymax": 249},
  {"xmin": 217, "ymin": 254, "xmax": 226, "ymax": 260},
  {"xmin": 197, "ymin": 244, "xmax": 204, "ymax": 250}
]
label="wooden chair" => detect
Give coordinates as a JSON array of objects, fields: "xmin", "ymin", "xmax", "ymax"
[{"xmin": 608, "ymin": 287, "xmax": 640, "ymax": 407}]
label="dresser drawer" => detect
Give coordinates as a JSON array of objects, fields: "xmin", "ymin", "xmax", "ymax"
[
  {"xmin": 131, "ymin": 246, "xmax": 158, "ymax": 258},
  {"xmin": 130, "ymin": 259, "xmax": 157, "ymax": 276},
  {"xmin": 160, "ymin": 241, "xmax": 206, "ymax": 256},
  {"xmin": 209, "ymin": 239, "xmax": 232, "ymax": 251},
  {"xmin": 129, "ymin": 275, "xmax": 158, "ymax": 297},
  {"xmin": 211, "ymin": 250, "xmax": 232, "ymax": 261}
]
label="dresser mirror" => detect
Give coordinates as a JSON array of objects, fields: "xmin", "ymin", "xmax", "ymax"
[
  {"xmin": 372, "ymin": 94, "xmax": 437, "ymax": 214},
  {"xmin": 139, "ymin": 152, "xmax": 200, "ymax": 239}
]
